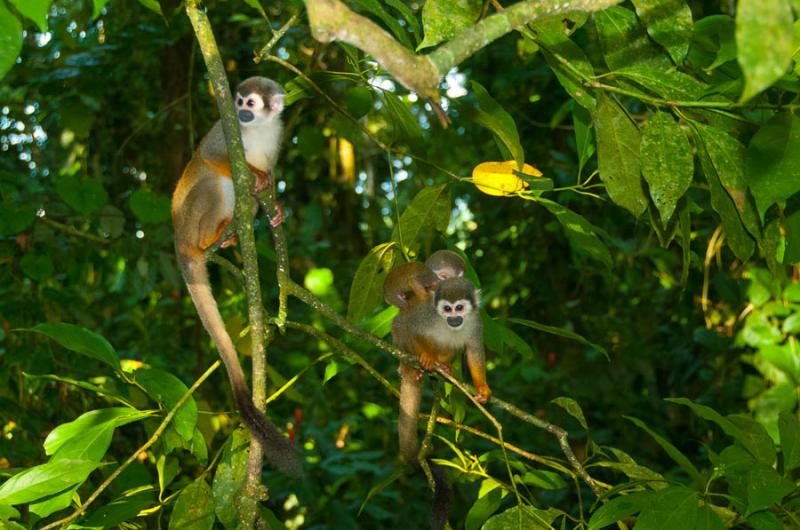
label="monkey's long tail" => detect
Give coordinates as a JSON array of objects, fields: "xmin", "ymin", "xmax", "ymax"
[
  {"xmin": 428, "ymin": 459, "xmax": 454, "ymax": 530},
  {"xmin": 181, "ymin": 253, "xmax": 302, "ymax": 477}
]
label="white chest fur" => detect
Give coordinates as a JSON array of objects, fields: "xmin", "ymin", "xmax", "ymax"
[{"xmin": 241, "ymin": 118, "xmax": 283, "ymax": 172}]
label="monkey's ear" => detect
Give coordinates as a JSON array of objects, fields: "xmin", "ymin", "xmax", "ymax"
[{"xmin": 269, "ymin": 94, "xmax": 285, "ymax": 112}]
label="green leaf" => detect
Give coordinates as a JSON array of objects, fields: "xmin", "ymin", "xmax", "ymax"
[
  {"xmin": 346, "ymin": 243, "xmax": 397, "ymax": 322},
  {"xmin": 0, "ymin": 202, "xmax": 35, "ymax": 236},
  {"xmin": 129, "ymin": 189, "xmax": 171, "ymax": 224},
  {"xmin": 360, "ymin": 305, "xmax": 397, "ymax": 339},
  {"xmin": 667, "ymin": 398, "xmax": 775, "ymax": 464},
  {"xmin": 99, "ymin": 204, "xmax": 125, "ymax": 239},
  {"xmin": 630, "ymin": 0, "xmax": 693, "ymax": 63},
  {"xmin": 0, "ymin": 459, "xmax": 100, "ymax": 505},
  {"xmin": 736, "ymin": 0, "xmax": 794, "ymax": 102},
  {"xmin": 634, "ymin": 486, "xmax": 698, "ymax": 529},
  {"xmin": 212, "ymin": 429, "xmax": 249, "ymax": 529},
  {"xmin": 535, "ymin": 29, "xmax": 596, "ymax": 110},
  {"xmin": 344, "ymin": 86, "xmax": 373, "ymax": 119},
  {"xmin": 242, "ymin": 0, "xmax": 266, "ymax": 18},
  {"xmin": 0, "ymin": 2, "xmax": 22, "ymax": 81},
  {"xmin": 44, "ymin": 408, "xmax": 153, "ymax": 461},
  {"xmin": 464, "ymin": 481, "xmax": 504, "ymax": 530},
  {"xmin": 483, "ymin": 505, "xmax": 563, "ymax": 530},
  {"xmin": 9, "ymin": 0, "xmax": 49, "ymax": 33},
  {"xmin": 695, "ymin": 505, "xmax": 725, "ymax": 530},
  {"xmin": 0, "ymin": 504, "xmax": 20, "ymax": 520},
  {"xmin": 384, "ymin": 0, "xmax": 421, "ymax": 43},
  {"xmin": 551, "ymin": 397, "xmax": 588, "ymax": 430},
  {"xmin": 594, "ymin": 6, "xmax": 673, "ymax": 71},
  {"xmin": 743, "ymin": 464, "xmax": 794, "ymax": 515},
  {"xmin": 625, "ymin": 415, "xmax": 704, "ymax": 487},
  {"xmin": 537, "ymin": 198, "xmax": 612, "ymax": 268},
  {"xmin": 296, "ymin": 126, "xmax": 325, "ymax": 160},
  {"xmin": 786, "ymin": 209, "xmax": 800, "ymax": 264},
  {"xmin": 92, "ymin": 0, "xmax": 111, "ymax": 17},
  {"xmin": 134, "ymin": 368, "xmax": 197, "ymax": 441},
  {"xmin": 778, "ymin": 411, "xmax": 800, "ymax": 473},
  {"xmin": 640, "ymin": 112, "xmax": 693, "ymax": 223},
  {"xmin": 520, "ymin": 470, "xmax": 567, "ymax": 490},
  {"xmin": 587, "ymin": 491, "xmax": 653, "ymax": 530},
  {"xmin": 352, "ymin": 0, "xmax": 413, "ymax": 49},
  {"xmin": 782, "ymin": 312, "xmax": 800, "ymax": 335},
  {"xmin": 380, "ymin": 92, "xmax": 422, "ymax": 141},
  {"xmin": 745, "ymin": 112, "xmax": 800, "ymax": 218},
  {"xmin": 510, "ymin": 316, "xmax": 608, "ymax": 359},
  {"xmin": 169, "ymin": 478, "xmax": 215, "ymax": 530},
  {"xmin": 469, "ymin": 81, "xmax": 525, "ymax": 169},
  {"xmin": 747, "ymin": 510, "xmax": 783, "ymax": 530},
  {"xmin": 20, "ymin": 253, "xmax": 54, "ymax": 282},
  {"xmin": 80, "ymin": 491, "xmax": 156, "ymax": 528},
  {"xmin": 390, "ymin": 184, "xmax": 451, "ymax": 246},
  {"xmin": 157, "ymin": 455, "xmax": 179, "ymax": 497},
  {"xmin": 573, "ymin": 106, "xmax": 595, "ymax": 172},
  {"xmin": 418, "ymin": 0, "xmax": 481, "ymax": 50},
  {"xmin": 25, "ymin": 373, "xmax": 129, "ymax": 405},
  {"xmin": 695, "ymin": 135, "xmax": 755, "ymax": 261},
  {"xmin": 614, "ymin": 66, "xmax": 708, "ymax": 100},
  {"xmin": 26, "ymin": 322, "xmax": 120, "ymax": 370},
  {"xmin": 55, "ymin": 176, "xmax": 108, "ymax": 216},
  {"xmin": 593, "ymin": 94, "xmax": 647, "ymax": 216},
  {"xmin": 759, "ymin": 344, "xmax": 800, "ymax": 382}
]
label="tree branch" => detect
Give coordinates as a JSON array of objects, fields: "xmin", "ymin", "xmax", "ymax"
[
  {"xmin": 184, "ymin": 3, "xmax": 271, "ymax": 525},
  {"xmin": 303, "ymin": 0, "xmax": 623, "ymax": 98}
]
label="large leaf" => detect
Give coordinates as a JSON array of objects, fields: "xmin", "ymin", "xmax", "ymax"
[
  {"xmin": 594, "ymin": 6, "xmax": 672, "ymax": 71},
  {"xmin": 736, "ymin": 0, "xmax": 794, "ymax": 102},
  {"xmin": 80, "ymin": 491, "xmax": 157, "ymax": 528},
  {"xmin": 778, "ymin": 411, "xmax": 800, "ymax": 473},
  {"xmin": 169, "ymin": 478, "xmax": 215, "ymax": 530},
  {"xmin": 640, "ymin": 112, "xmax": 693, "ymax": 223},
  {"xmin": 44, "ymin": 407, "xmax": 152, "ymax": 461},
  {"xmin": 593, "ymin": 95, "xmax": 647, "ymax": 216},
  {"xmin": 534, "ymin": 24, "xmax": 596, "ymax": 110},
  {"xmin": 26, "ymin": 323, "xmax": 120, "ymax": 370},
  {"xmin": 538, "ymin": 198, "xmax": 612, "ymax": 268},
  {"xmin": 0, "ymin": 2, "xmax": 22, "ymax": 81},
  {"xmin": 129, "ymin": 189, "xmax": 171, "ymax": 224},
  {"xmin": 469, "ymin": 81, "xmax": 525, "ymax": 169},
  {"xmin": 346, "ymin": 243, "xmax": 397, "ymax": 322},
  {"xmin": 625, "ymin": 415, "xmax": 703, "ymax": 487},
  {"xmin": 510, "ymin": 317, "xmax": 607, "ymax": 358},
  {"xmin": 134, "ymin": 368, "xmax": 198, "ymax": 441},
  {"xmin": 390, "ymin": 183, "xmax": 450, "ymax": 245},
  {"xmin": 634, "ymin": 486, "xmax": 699, "ymax": 529},
  {"xmin": 0, "ymin": 459, "xmax": 100, "ymax": 505},
  {"xmin": 213, "ymin": 429, "xmax": 250, "ymax": 529},
  {"xmin": 587, "ymin": 491, "xmax": 653, "ymax": 530},
  {"xmin": 614, "ymin": 66, "xmax": 709, "ymax": 100},
  {"xmin": 483, "ymin": 505, "xmax": 563, "ymax": 530},
  {"xmin": 55, "ymin": 175, "xmax": 108, "ymax": 216},
  {"xmin": 0, "ymin": 202, "xmax": 36, "ymax": 236},
  {"xmin": 9, "ymin": 0, "xmax": 50, "ymax": 32},
  {"xmin": 630, "ymin": 0, "xmax": 693, "ymax": 64},
  {"xmin": 418, "ymin": 0, "xmax": 481, "ymax": 50},
  {"xmin": 745, "ymin": 112, "xmax": 800, "ymax": 218}
]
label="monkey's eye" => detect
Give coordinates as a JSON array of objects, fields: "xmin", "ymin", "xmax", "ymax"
[
  {"xmin": 236, "ymin": 98, "xmax": 243, "ymax": 106},
  {"xmin": 455, "ymin": 304, "xmax": 464, "ymax": 312},
  {"xmin": 443, "ymin": 305, "xmax": 452, "ymax": 313},
  {"xmin": 246, "ymin": 99, "xmax": 255, "ymax": 108}
]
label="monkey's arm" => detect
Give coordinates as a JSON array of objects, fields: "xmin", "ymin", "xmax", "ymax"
[{"xmin": 464, "ymin": 339, "xmax": 491, "ymax": 403}]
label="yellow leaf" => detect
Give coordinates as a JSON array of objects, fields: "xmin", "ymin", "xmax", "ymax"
[{"xmin": 471, "ymin": 161, "xmax": 542, "ymax": 197}]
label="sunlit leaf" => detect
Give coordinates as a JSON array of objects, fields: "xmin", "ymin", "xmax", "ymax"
[
  {"xmin": 26, "ymin": 322, "xmax": 120, "ymax": 370},
  {"xmin": 418, "ymin": 0, "xmax": 481, "ymax": 50},
  {"xmin": 9, "ymin": 0, "xmax": 49, "ymax": 32},
  {"xmin": 736, "ymin": 0, "xmax": 794, "ymax": 102},
  {"xmin": 44, "ymin": 407, "xmax": 153, "ymax": 461},
  {"xmin": 587, "ymin": 491, "xmax": 653, "ymax": 530},
  {"xmin": 347, "ymin": 242, "xmax": 397, "ymax": 322},
  {"xmin": 0, "ymin": 459, "xmax": 100, "ymax": 505},
  {"xmin": 169, "ymin": 478, "xmax": 215, "ymax": 530},
  {"xmin": 134, "ymin": 368, "xmax": 198, "ymax": 441},
  {"xmin": 640, "ymin": 112, "xmax": 693, "ymax": 223},
  {"xmin": 80, "ymin": 491, "xmax": 156, "ymax": 528},
  {"xmin": 471, "ymin": 161, "xmax": 538, "ymax": 197},
  {"xmin": 483, "ymin": 505, "xmax": 563, "ymax": 529},
  {"xmin": 0, "ymin": 3, "xmax": 22, "ymax": 81}
]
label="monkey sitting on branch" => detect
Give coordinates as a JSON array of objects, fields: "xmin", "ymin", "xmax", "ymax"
[{"xmin": 172, "ymin": 76, "xmax": 300, "ymax": 476}]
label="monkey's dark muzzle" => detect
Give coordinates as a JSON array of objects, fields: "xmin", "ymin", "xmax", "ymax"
[
  {"xmin": 447, "ymin": 316, "xmax": 463, "ymax": 328},
  {"xmin": 238, "ymin": 110, "xmax": 255, "ymax": 123}
]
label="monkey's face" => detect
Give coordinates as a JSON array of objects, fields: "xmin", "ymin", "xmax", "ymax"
[
  {"xmin": 436, "ymin": 298, "xmax": 474, "ymax": 329},
  {"xmin": 235, "ymin": 90, "xmax": 284, "ymax": 127}
]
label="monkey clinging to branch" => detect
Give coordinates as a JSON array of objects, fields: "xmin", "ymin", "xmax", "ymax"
[{"xmin": 171, "ymin": 76, "xmax": 300, "ymax": 476}]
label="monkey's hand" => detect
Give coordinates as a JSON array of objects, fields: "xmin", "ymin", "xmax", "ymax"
[
  {"xmin": 269, "ymin": 202, "xmax": 284, "ymax": 227},
  {"xmin": 474, "ymin": 384, "xmax": 492, "ymax": 404},
  {"xmin": 253, "ymin": 168, "xmax": 271, "ymax": 194}
]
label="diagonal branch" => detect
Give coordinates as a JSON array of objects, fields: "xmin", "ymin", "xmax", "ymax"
[{"xmin": 304, "ymin": 0, "xmax": 623, "ymax": 98}]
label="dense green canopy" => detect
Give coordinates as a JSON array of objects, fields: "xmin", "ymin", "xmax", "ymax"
[{"xmin": 1, "ymin": 0, "xmax": 800, "ymax": 528}]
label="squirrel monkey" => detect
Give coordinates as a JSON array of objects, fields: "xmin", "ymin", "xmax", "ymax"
[
  {"xmin": 382, "ymin": 250, "xmax": 465, "ymax": 309},
  {"xmin": 172, "ymin": 77, "xmax": 300, "ymax": 476}
]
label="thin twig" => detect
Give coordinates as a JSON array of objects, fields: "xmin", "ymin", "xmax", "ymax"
[{"xmin": 38, "ymin": 217, "xmax": 110, "ymax": 245}]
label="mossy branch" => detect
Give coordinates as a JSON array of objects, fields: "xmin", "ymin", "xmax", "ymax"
[{"xmin": 303, "ymin": 0, "xmax": 623, "ymax": 98}]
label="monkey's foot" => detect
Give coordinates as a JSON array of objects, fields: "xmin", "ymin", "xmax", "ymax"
[
  {"xmin": 269, "ymin": 202, "xmax": 284, "ymax": 227},
  {"xmin": 220, "ymin": 233, "xmax": 239, "ymax": 248},
  {"xmin": 253, "ymin": 168, "xmax": 271, "ymax": 193},
  {"xmin": 474, "ymin": 384, "xmax": 492, "ymax": 404},
  {"xmin": 419, "ymin": 352, "xmax": 437, "ymax": 370}
]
